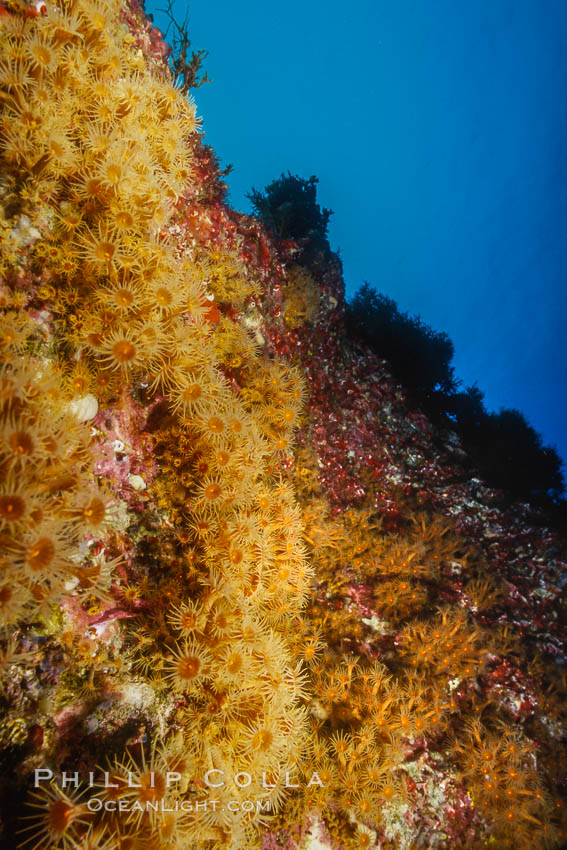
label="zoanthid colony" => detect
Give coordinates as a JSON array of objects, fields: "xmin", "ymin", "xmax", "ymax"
[
  {"xmin": 0, "ymin": 0, "xmax": 565, "ymax": 849},
  {"xmin": 0, "ymin": 0, "xmax": 312, "ymax": 846}
]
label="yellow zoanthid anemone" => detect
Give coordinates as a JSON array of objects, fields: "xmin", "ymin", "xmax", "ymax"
[
  {"xmin": 9, "ymin": 1, "xmax": 562, "ymax": 848},
  {"xmin": 0, "ymin": 2, "xmax": 315, "ymax": 849}
]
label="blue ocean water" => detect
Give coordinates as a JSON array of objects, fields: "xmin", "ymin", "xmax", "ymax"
[{"xmin": 152, "ymin": 0, "xmax": 567, "ymax": 472}]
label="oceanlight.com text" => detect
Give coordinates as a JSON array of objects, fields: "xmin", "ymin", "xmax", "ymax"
[{"xmin": 86, "ymin": 797, "xmax": 272, "ymax": 814}]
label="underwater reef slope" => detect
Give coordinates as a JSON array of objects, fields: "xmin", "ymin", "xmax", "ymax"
[{"xmin": 0, "ymin": 0, "xmax": 565, "ymax": 849}]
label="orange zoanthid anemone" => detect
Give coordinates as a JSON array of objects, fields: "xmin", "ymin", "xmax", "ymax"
[
  {"xmin": 163, "ymin": 640, "xmax": 213, "ymax": 693},
  {"xmin": 18, "ymin": 784, "xmax": 89, "ymax": 850},
  {"xmin": 1, "ymin": 0, "xmax": 565, "ymax": 847}
]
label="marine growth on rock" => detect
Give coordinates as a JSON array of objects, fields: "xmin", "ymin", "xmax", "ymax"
[{"xmin": 0, "ymin": 1, "xmax": 565, "ymax": 849}]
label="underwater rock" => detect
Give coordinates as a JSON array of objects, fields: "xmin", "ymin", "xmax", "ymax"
[{"xmin": 0, "ymin": 0, "xmax": 565, "ymax": 848}]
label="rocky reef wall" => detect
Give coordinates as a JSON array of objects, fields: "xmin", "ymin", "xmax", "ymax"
[{"xmin": 0, "ymin": 1, "xmax": 565, "ymax": 849}]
